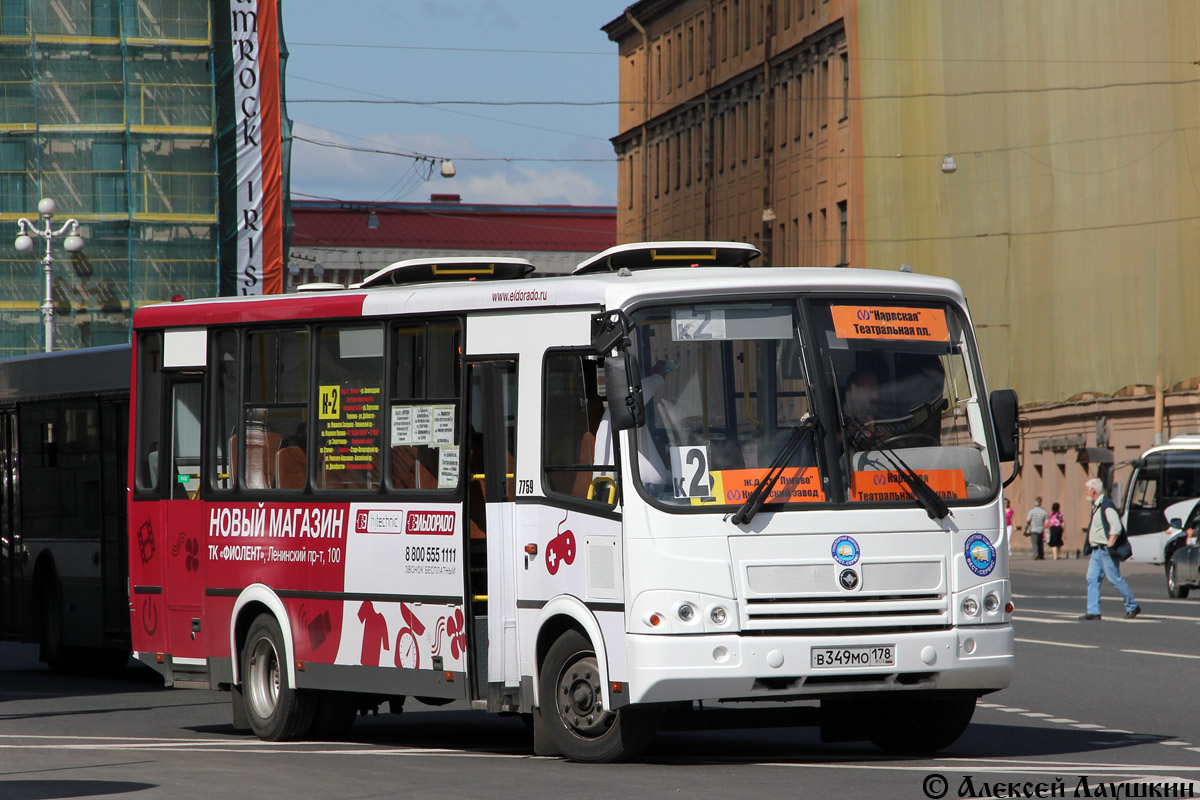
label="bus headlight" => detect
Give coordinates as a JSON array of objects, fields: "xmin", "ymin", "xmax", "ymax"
[
  {"xmin": 984, "ymin": 593, "xmax": 1000, "ymax": 613},
  {"xmin": 677, "ymin": 603, "xmax": 696, "ymax": 622},
  {"xmin": 709, "ymin": 606, "xmax": 728, "ymax": 625},
  {"xmin": 961, "ymin": 597, "xmax": 979, "ymax": 617}
]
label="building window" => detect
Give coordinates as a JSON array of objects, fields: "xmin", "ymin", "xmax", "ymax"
[
  {"xmin": 731, "ymin": 1, "xmax": 739, "ymax": 59},
  {"xmin": 751, "ymin": 95, "xmax": 760, "ymax": 160},
  {"xmin": 664, "ymin": 136, "xmax": 671, "ymax": 195},
  {"xmin": 653, "ymin": 140, "xmax": 660, "ymax": 197},
  {"xmin": 656, "ymin": 45, "xmax": 662, "ymax": 99},
  {"xmin": 779, "ymin": 81, "xmax": 789, "ymax": 147},
  {"xmin": 698, "ymin": 19, "xmax": 705, "ymax": 72},
  {"xmin": 841, "ymin": 52, "xmax": 850, "ymax": 121},
  {"xmin": 665, "ymin": 37, "xmax": 672, "ymax": 94},
  {"xmin": 687, "ymin": 26, "xmax": 694, "ymax": 81},
  {"xmin": 93, "ymin": 142, "xmax": 126, "ymax": 214},
  {"xmin": 837, "ymin": 200, "xmax": 848, "ymax": 266},
  {"xmin": 685, "ymin": 127, "xmax": 692, "ymax": 186},
  {"xmin": 819, "ymin": 58, "xmax": 829, "ymax": 131},
  {"xmin": 1, "ymin": 0, "xmax": 26, "ymax": 36},
  {"xmin": 677, "ymin": 30, "xmax": 683, "ymax": 88},
  {"xmin": 92, "ymin": 0, "xmax": 119, "ymax": 37},
  {"xmin": 783, "ymin": 0, "xmax": 791, "ymax": 28},
  {"xmin": 720, "ymin": 4, "xmax": 728, "ymax": 61},
  {"xmin": 0, "ymin": 141, "xmax": 25, "ymax": 212},
  {"xmin": 626, "ymin": 154, "xmax": 635, "ymax": 209}
]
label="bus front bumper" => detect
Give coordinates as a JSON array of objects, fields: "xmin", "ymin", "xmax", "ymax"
[{"xmin": 623, "ymin": 624, "xmax": 1013, "ymax": 705}]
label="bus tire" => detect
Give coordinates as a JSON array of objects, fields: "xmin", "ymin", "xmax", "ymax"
[
  {"xmin": 866, "ymin": 694, "xmax": 976, "ymax": 755},
  {"xmin": 538, "ymin": 629, "xmax": 657, "ymax": 763},
  {"xmin": 241, "ymin": 613, "xmax": 314, "ymax": 741}
]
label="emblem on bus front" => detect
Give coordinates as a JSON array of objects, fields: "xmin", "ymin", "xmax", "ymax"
[
  {"xmin": 831, "ymin": 535, "xmax": 860, "ymax": 566},
  {"xmin": 964, "ymin": 532, "xmax": 996, "ymax": 577}
]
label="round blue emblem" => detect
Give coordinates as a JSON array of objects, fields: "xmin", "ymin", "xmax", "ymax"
[
  {"xmin": 965, "ymin": 532, "xmax": 996, "ymax": 577},
  {"xmin": 832, "ymin": 535, "xmax": 861, "ymax": 566}
]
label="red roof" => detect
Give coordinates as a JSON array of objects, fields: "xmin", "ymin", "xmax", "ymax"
[{"xmin": 291, "ymin": 200, "xmax": 616, "ymax": 252}]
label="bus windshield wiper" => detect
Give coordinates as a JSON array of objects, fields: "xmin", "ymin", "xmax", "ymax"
[
  {"xmin": 732, "ymin": 416, "xmax": 819, "ymax": 526},
  {"xmin": 848, "ymin": 420, "xmax": 950, "ymax": 521}
]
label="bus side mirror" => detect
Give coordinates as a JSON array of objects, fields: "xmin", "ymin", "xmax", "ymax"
[
  {"xmin": 990, "ymin": 389, "xmax": 1019, "ymax": 463},
  {"xmin": 604, "ymin": 353, "xmax": 645, "ymax": 432},
  {"xmin": 1170, "ymin": 517, "xmax": 1183, "ymax": 529}
]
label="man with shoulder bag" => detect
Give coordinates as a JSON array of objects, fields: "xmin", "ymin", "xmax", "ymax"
[{"xmin": 1079, "ymin": 478, "xmax": 1140, "ymax": 620}]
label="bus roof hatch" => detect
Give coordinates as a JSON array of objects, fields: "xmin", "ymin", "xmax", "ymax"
[
  {"xmin": 353, "ymin": 256, "xmax": 537, "ymax": 289},
  {"xmin": 572, "ymin": 241, "xmax": 761, "ymax": 275}
]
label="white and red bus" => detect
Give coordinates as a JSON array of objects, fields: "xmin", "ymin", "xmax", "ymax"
[{"xmin": 128, "ymin": 242, "xmax": 1020, "ymax": 761}]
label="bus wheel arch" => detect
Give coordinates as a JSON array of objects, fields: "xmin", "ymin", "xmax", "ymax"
[
  {"xmin": 532, "ymin": 597, "xmax": 610, "ymax": 712},
  {"xmin": 229, "ymin": 584, "xmax": 296, "ymax": 688}
]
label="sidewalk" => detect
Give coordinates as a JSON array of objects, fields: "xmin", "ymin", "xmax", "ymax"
[{"xmin": 1007, "ymin": 546, "xmax": 1162, "ymax": 576}]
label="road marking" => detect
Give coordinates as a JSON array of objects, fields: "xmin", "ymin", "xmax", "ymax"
[
  {"xmin": 1046, "ymin": 718, "xmax": 1078, "ymax": 724},
  {"xmin": 1072, "ymin": 723, "xmax": 1105, "ymax": 729},
  {"xmin": 1018, "ymin": 605, "xmax": 1195, "ymax": 623},
  {"xmin": 1012, "ymin": 615, "xmax": 1076, "ymax": 624},
  {"xmin": 995, "ymin": 707, "xmax": 1028, "ymax": 713},
  {"xmin": 1020, "ymin": 712, "xmax": 1053, "ymax": 718},
  {"xmin": 1121, "ymin": 649, "xmax": 1200, "ymax": 660},
  {"xmin": 1162, "ymin": 741, "xmax": 1194, "ymax": 747},
  {"xmin": 1015, "ymin": 637, "xmax": 1098, "ymax": 649}
]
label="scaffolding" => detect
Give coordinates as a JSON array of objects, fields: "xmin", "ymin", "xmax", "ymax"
[{"xmin": 0, "ymin": 0, "xmax": 217, "ymax": 356}]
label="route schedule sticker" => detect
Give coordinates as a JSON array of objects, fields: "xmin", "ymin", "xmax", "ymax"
[{"xmin": 830, "ymin": 305, "xmax": 951, "ymax": 342}]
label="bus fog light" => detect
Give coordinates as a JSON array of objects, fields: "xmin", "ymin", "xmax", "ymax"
[
  {"xmin": 678, "ymin": 603, "xmax": 696, "ymax": 622},
  {"xmin": 984, "ymin": 593, "xmax": 1000, "ymax": 613},
  {"xmin": 963, "ymin": 637, "xmax": 977, "ymax": 654},
  {"xmin": 710, "ymin": 606, "xmax": 728, "ymax": 625},
  {"xmin": 961, "ymin": 597, "xmax": 979, "ymax": 617},
  {"xmin": 713, "ymin": 646, "xmax": 729, "ymax": 663}
]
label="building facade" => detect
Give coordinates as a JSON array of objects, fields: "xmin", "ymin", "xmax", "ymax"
[
  {"xmin": 604, "ymin": 0, "xmax": 857, "ymax": 269},
  {"xmin": 0, "ymin": 0, "xmax": 220, "ymax": 355},
  {"xmin": 289, "ymin": 196, "xmax": 617, "ymax": 288},
  {"xmin": 605, "ymin": 0, "xmax": 1200, "ymax": 554}
]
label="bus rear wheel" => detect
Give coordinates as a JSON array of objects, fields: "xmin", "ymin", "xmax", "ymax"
[
  {"xmin": 538, "ymin": 629, "xmax": 657, "ymax": 762},
  {"xmin": 242, "ymin": 614, "xmax": 314, "ymax": 741},
  {"xmin": 866, "ymin": 694, "xmax": 976, "ymax": 754}
]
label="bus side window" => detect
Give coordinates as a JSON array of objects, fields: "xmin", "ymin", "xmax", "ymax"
[
  {"xmin": 542, "ymin": 352, "xmax": 615, "ymax": 506},
  {"xmin": 389, "ymin": 318, "xmax": 462, "ymax": 492},
  {"xmin": 244, "ymin": 329, "xmax": 309, "ymax": 493},
  {"xmin": 134, "ymin": 332, "xmax": 163, "ymax": 494}
]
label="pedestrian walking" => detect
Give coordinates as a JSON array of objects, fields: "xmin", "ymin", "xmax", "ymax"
[
  {"xmin": 1079, "ymin": 478, "xmax": 1140, "ymax": 620},
  {"xmin": 1046, "ymin": 502, "xmax": 1065, "ymax": 560},
  {"xmin": 1025, "ymin": 496, "xmax": 1048, "ymax": 560}
]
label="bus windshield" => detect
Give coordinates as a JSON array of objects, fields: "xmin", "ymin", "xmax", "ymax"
[
  {"xmin": 628, "ymin": 298, "xmax": 997, "ymax": 510},
  {"xmin": 629, "ymin": 301, "xmax": 816, "ymax": 507},
  {"xmin": 812, "ymin": 299, "xmax": 996, "ymax": 506}
]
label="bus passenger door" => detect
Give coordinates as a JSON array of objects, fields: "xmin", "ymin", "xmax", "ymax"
[
  {"xmin": 465, "ymin": 360, "xmax": 517, "ymax": 704},
  {"xmin": 162, "ymin": 375, "xmax": 208, "ymax": 663}
]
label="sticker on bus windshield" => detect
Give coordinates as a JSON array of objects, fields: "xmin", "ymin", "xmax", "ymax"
[
  {"xmin": 830, "ymin": 305, "xmax": 951, "ymax": 342},
  {"xmin": 710, "ymin": 467, "xmax": 823, "ymax": 505},
  {"xmin": 849, "ymin": 469, "xmax": 967, "ymax": 502},
  {"xmin": 670, "ymin": 445, "xmax": 714, "ymax": 500},
  {"xmin": 431, "ymin": 405, "xmax": 456, "ymax": 445},
  {"xmin": 672, "ymin": 309, "xmax": 727, "ymax": 341},
  {"xmin": 318, "ymin": 384, "xmax": 382, "ymax": 473},
  {"xmin": 964, "ymin": 532, "xmax": 997, "ymax": 576}
]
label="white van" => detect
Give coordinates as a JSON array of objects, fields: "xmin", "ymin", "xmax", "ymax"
[{"xmin": 1121, "ymin": 435, "xmax": 1200, "ymax": 596}]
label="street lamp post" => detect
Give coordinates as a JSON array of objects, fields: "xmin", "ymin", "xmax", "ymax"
[{"xmin": 14, "ymin": 198, "xmax": 84, "ymax": 353}]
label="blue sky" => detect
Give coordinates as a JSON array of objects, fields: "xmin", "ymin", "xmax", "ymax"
[{"xmin": 283, "ymin": 1, "xmax": 621, "ymax": 207}]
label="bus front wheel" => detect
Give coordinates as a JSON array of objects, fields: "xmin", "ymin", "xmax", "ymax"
[
  {"xmin": 241, "ymin": 614, "xmax": 314, "ymax": 741},
  {"xmin": 866, "ymin": 694, "xmax": 976, "ymax": 754},
  {"xmin": 538, "ymin": 629, "xmax": 657, "ymax": 763}
]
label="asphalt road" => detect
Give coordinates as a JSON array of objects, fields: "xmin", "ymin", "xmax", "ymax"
[{"xmin": 2, "ymin": 554, "xmax": 1198, "ymax": 800}]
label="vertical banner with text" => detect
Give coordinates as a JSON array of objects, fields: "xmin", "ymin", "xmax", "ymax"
[{"xmin": 217, "ymin": 0, "xmax": 285, "ymax": 296}]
